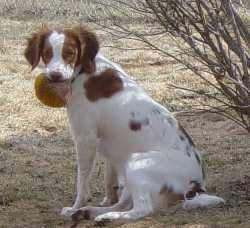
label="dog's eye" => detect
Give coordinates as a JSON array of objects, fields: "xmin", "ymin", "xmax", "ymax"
[
  {"xmin": 63, "ymin": 49, "xmax": 76, "ymax": 64},
  {"xmin": 65, "ymin": 50, "xmax": 75, "ymax": 58}
]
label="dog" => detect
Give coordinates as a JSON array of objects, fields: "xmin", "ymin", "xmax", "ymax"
[{"xmin": 24, "ymin": 25, "xmax": 224, "ymax": 225}]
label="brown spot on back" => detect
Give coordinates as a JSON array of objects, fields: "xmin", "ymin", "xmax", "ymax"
[
  {"xmin": 129, "ymin": 118, "xmax": 149, "ymax": 131},
  {"xmin": 129, "ymin": 120, "xmax": 142, "ymax": 131},
  {"xmin": 159, "ymin": 185, "xmax": 184, "ymax": 207},
  {"xmin": 84, "ymin": 68, "xmax": 123, "ymax": 102}
]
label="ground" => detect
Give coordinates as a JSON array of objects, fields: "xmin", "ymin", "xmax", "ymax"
[{"xmin": 0, "ymin": 1, "xmax": 250, "ymax": 228}]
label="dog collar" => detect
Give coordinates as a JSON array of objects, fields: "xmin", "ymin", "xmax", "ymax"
[{"xmin": 71, "ymin": 67, "xmax": 82, "ymax": 84}]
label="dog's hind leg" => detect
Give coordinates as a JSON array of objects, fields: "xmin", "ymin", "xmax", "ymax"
[
  {"xmin": 94, "ymin": 182, "xmax": 154, "ymax": 225},
  {"xmin": 94, "ymin": 154, "xmax": 157, "ymax": 225}
]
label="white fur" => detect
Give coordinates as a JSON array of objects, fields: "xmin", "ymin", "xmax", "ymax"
[
  {"xmin": 59, "ymin": 53, "xmax": 224, "ymax": 221},
  {"xmin": 36, "ymin": 33, "xmax": 224, "ymax": 221},
  {"xmin": 45, "ymin": 31, "xmax": 75, "ymax": 80}
]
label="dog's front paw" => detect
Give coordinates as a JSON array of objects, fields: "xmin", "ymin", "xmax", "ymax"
[
  {"xmin": 61, "ymin": 207, "xmax": 78, "ymax": 217},
  {"xmin": 71, "ymin": 207, "xmax": 92, "ymax": 221}
]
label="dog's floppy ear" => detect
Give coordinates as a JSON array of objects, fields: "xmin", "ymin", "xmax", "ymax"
[
  {"xmin": 24, "ymin": 26, "xmax": 49, "ymax": 70},
  {"xmin": 74, "ymin": 26, "xmax": 99, "ymax": 74}
]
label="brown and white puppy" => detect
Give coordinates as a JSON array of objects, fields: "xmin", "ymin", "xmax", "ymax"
[
  {"xmin": 25, "ymin": 25, "xmax": 119, "ymax": 207},
  {"xmin": 24, "ymin": 26, "xmax": 224, "ymax": 225}
]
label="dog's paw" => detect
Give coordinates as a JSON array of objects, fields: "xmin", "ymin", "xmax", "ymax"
[
  {"xmin": 61, "ymin": 207, "xmax": 77, "ymax": 217},
  {"xmin": 94, "ymin": 216, "xmax": 112, "ymax": 226},
  {"xmin": 71, "ymin": 207, "xmax": 92, "ymax": 221}
]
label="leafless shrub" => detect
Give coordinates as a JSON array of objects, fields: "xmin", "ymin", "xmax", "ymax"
[{"xmin": 93, "ymin": 0, "xmax": 250, "ymax": 132}]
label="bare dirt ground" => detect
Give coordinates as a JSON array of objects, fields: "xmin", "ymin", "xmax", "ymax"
[{"xmin": 0, "ymin": 1, "xmax": 250, "ymax": 227}]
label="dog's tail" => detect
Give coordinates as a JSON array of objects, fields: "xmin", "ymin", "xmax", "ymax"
[{"xmin": 182, "ymin": 193, "xmax": 225, "ymax": 209}]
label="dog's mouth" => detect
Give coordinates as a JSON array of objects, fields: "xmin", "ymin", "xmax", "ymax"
[{"xmin": 47, "ymin": 79, "xmax": 72, "ymax": 104}]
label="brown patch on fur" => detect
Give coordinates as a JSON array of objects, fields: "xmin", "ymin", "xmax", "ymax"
[
  {"xmin": 159, "ymin": 185, "xmax": 184, "ymax": 207},
  {"xmin": 129, "ymin": 120, "xmax": 142, "ymax": 131},
  {"xmin": 71, "ymin": 26, "xmax": 99, "ymax": 74},
  {"xmin": 185, "ymin": 181, "xmax": 205, "ymax": 199},
  {"xmin": 179, "ymin": 124, "xmax": 195, "ymax": 146},
  {"xmin": 84, "ymin": 68, "xmax": 123, "ymax": 102},
  {"xmin": 24, "ymin": 28, "xmax": 51, "ymax": 70},
  {"xmin": 41, "ymin": 42, "xmax": 53, "ymax": 65},
  {"xmin": 62, "ymin": 32, "xmax": 79, "ymax": 67},
  {"xmin": 129, "ymin": 118, "xmax": 149, "ymax": 131}
]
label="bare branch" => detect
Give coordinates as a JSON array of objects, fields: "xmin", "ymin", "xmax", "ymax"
[{"xmin": 94, "ymin": 0, "xmax": 250, "ymax": 132}]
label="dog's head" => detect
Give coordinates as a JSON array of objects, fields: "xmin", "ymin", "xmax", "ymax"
[{"xmin": 24, "ymin": 25, "xmax": 99, "ymax": 82}]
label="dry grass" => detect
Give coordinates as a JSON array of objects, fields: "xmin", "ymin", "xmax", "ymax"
[{"xmin": 0, "ymin": 1, "xmax": 250, "ymax": 228}]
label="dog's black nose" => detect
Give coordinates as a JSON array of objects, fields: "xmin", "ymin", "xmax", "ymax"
[{"xmin": 49, "ymin": 72, "xmax": 63, "ymax": 82}]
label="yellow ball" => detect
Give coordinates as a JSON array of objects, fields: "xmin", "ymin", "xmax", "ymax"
[{"xmin": 34, "ymin": 73, "xmax": 65, "ymax": 108}]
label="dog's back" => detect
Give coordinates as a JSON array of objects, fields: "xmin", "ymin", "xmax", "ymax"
[{"xmin": 90, "ymin": 55, "xmax": 203, "ymax": 179}]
